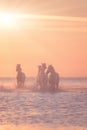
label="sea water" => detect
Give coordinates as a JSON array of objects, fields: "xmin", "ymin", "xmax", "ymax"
[{"xmin": 0, "ymin": 77, "xmax": 87, "ymax": 130}]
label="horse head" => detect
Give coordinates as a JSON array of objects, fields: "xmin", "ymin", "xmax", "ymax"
[
  {"xmin": 41, "ymin": 63, "xmax": 47, "ymax": 71},
  {"xmin": 46, "ymin": 65, "xmax": 54, "ymax": 74},
  {"xmin": 16, "ymin": 64, "xmax": 22, "ymax": 72}
]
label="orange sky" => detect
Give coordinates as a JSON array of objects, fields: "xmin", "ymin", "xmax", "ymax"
[{"xmin": 0, "ymin": 0, "xmax": 87, "ymax": 77}]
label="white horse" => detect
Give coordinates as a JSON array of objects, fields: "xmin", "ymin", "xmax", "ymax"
[
  {"xmin": 36, "ymin": 63, "xmax": 48, "ymax": 90},
  {"xmin": 46, "ymin": 65, "xmax": 59, "ymax": 91},
  {"xmin": 16, "ymin": 64, "xmax": 26, "ymax": 88}
]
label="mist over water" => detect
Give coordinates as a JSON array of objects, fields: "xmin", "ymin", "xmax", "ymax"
[
  {"xmin": 0, "ymin": 77, "xmax": 87, "ymax": 129},
  {"xmin": 0, "ymin": 77, "xmax": 87, "ymax": 90}
]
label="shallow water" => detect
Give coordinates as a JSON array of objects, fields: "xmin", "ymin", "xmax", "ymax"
[
  {"xmin": 0, "ymin": 78, "xmax": 87, "ymax": 129},
  {"xmin": 0, "ymin": 91, "xmax": 87, "ymax": 126}
]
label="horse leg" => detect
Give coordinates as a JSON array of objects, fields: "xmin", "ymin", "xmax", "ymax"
[
  {"xmin": 22, "ymin": 81, "xmax": 25, "ymax": 88},
  {"xmin": 55, "ymin": 83, "xmax": 58, "ymax": 90},
  {"xmin": 20, "ymin": 82, "xmax": 24, "ymax": 88},
  {"xmin": 17, "ymin": 80, "xmax": 20, "ymax": 88},
  {"xmin": 56, "ymin": 80, "xmax": 59, "ymax": 90}
]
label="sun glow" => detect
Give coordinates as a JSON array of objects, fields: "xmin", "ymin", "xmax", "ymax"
[
  {"xmin": 0, "ymin": 12, "xmax": 87, "ymax": 30},
  {"xmin": 0, "ymin": 13, "xmax": 17, "ymax": 28}
]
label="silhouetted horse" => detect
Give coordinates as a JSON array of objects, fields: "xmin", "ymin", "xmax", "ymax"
[
  {"xmin": 16, "ymin": 64, "xmax": 26, "ymax": 88},
  {"xmin": 46, "ymin": 65, "xmax": 59, "ymax": 91}
]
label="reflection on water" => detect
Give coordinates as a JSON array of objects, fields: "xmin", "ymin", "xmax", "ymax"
[{"xmin": 0, "ymin": 125, "xmax": 87, "ymax": 130}]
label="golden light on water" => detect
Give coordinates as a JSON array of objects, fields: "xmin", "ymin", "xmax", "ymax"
[{"xmin": 0, "ymin": 125, "xmax": 86, "ymax": 130}]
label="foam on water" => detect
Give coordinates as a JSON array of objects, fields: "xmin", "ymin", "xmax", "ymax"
[{"xmin": 0, "ymin": 77, "xmax": 87, "ymax": 93}]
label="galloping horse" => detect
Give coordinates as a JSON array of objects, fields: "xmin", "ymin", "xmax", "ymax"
[
  {"xmin": 36, "ymin": 63, "xmax": 48, "ymax": 90},
  {"xmin": 46, "ymin": 65, "xmax": 59, "ymax": 91},
  {"xmin": 16, "ymin": 64, "xmax": 26, "ymax": 88}
]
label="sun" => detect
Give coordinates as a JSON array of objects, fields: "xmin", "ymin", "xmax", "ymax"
[
  {"xmin": 0, "ymin": 13, "xmax": 16, "ymax": 28},
  {"xmin": 0, "ymin": 13, "xmax": 36, "ymax": 29}
]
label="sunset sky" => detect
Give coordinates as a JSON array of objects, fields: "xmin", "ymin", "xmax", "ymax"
[{"xmin": 0, "ymin": 0, "xmax": 87, "ymax": 77}]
